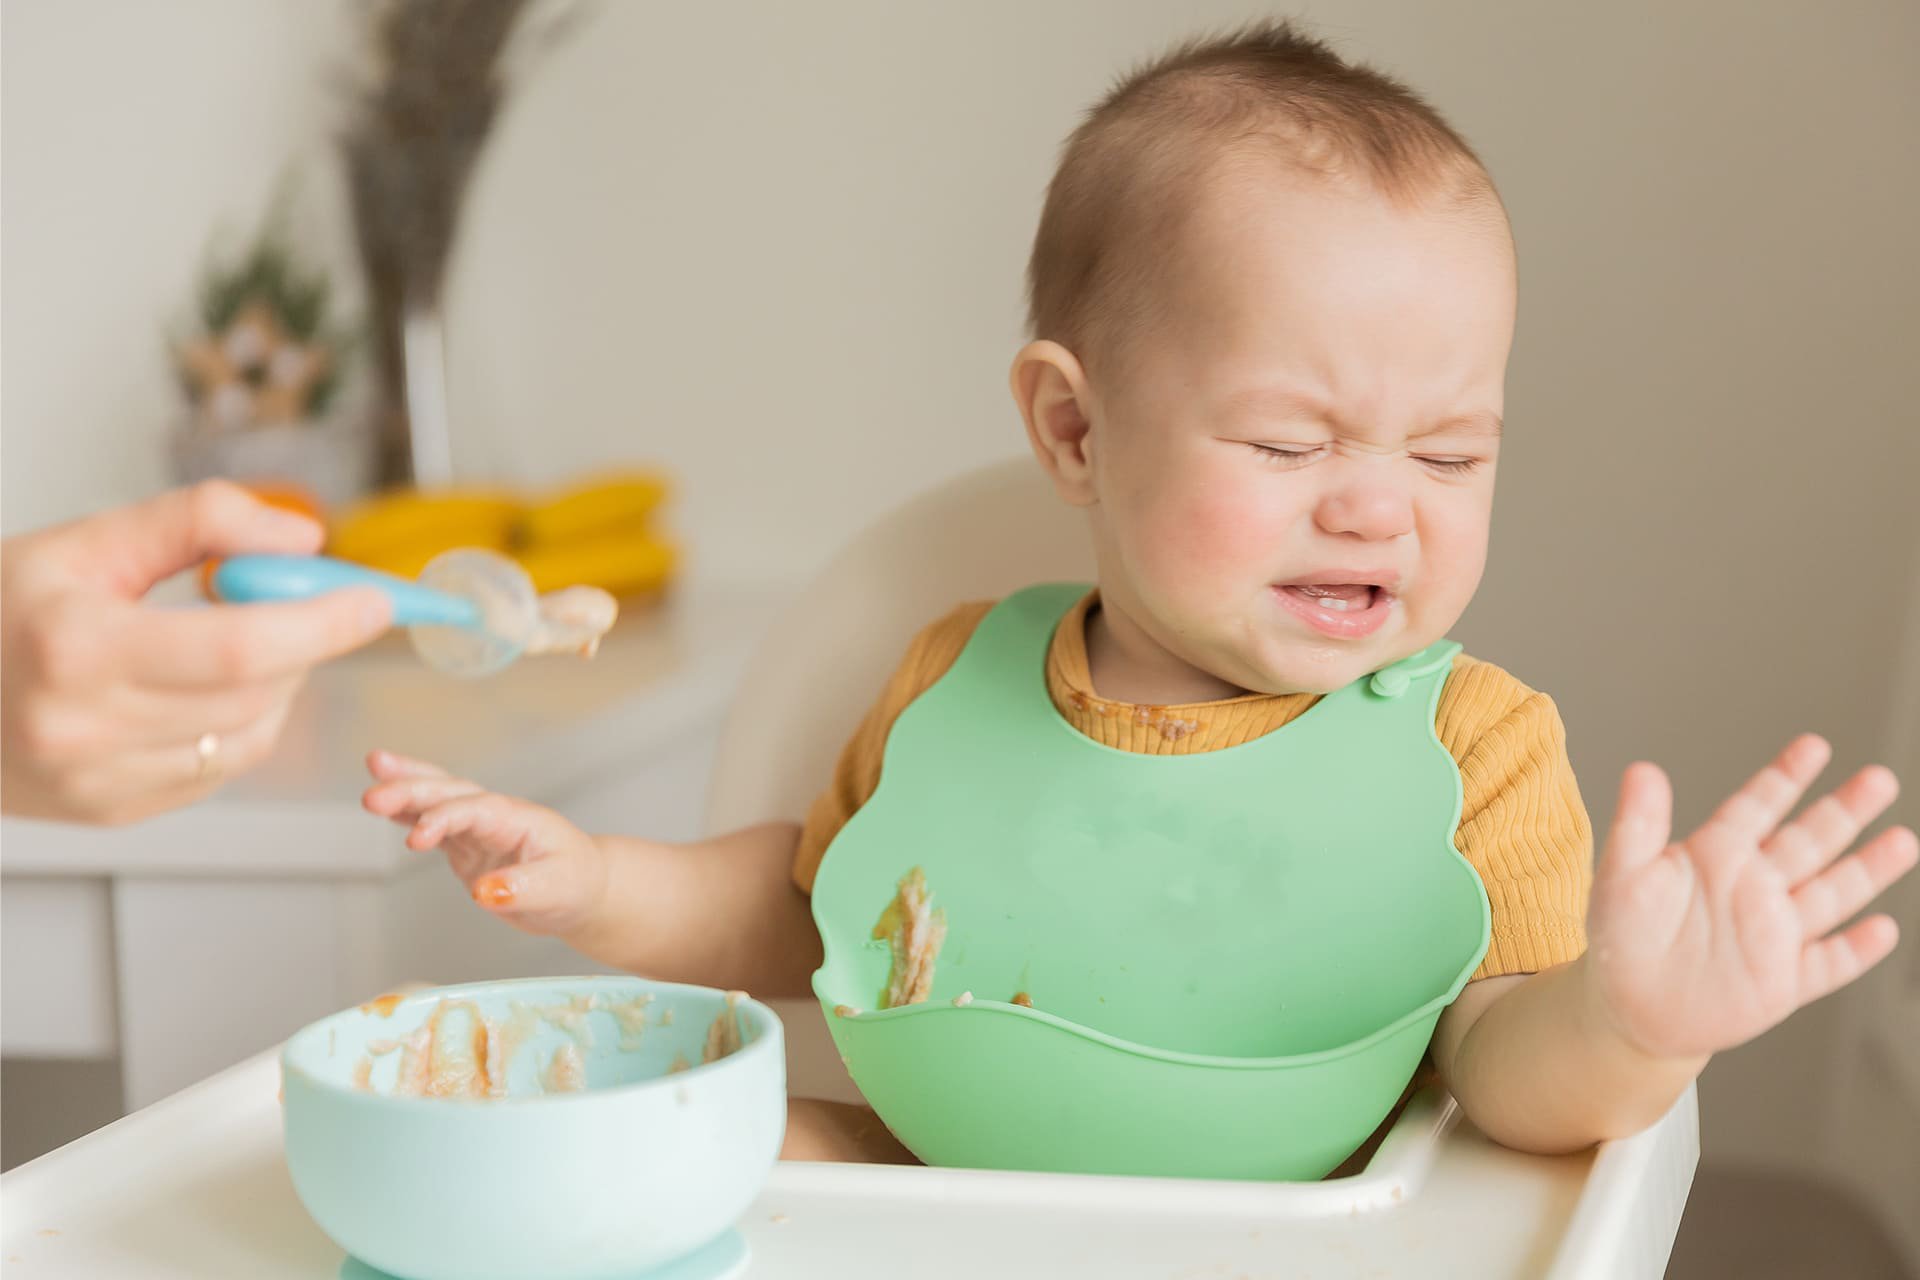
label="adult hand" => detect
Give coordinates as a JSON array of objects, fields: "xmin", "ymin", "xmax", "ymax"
[{"xmin": 1, "ymin": 481, "xmax": 393, "ymax": 824}]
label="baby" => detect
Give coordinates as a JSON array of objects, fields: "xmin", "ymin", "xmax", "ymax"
[{"xmin": 363, "ymin": 21, "xmax": 1914, "ymax": 1166}]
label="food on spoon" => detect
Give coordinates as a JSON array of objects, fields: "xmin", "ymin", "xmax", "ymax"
[{"xmin": 526, "ymin": 585, "xmax": 619, "ymax": 657}]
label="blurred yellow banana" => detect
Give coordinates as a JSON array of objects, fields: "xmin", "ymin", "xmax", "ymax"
[
  {"xmin": 324, "ymin": 479, "xmax": 678, "ymax": 600},
  {"xmin": 332, "ymin": 542, "xmax": 451, "ymax": 582},
  {"xmin": 329, "ymin": 489, "xmax": 521, "ymax": 563},
  {"xmin": 519, "ymin": 473, "xmax": 670, "ymax": 547},
  {"xmin": 514, "ymin": 527, "xmax": 678, "ymax": 597}
]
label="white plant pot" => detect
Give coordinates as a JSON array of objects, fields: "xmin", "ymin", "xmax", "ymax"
[{"xmin": 171, "ymin": 417, "xmax": 378, "ymax": 508}]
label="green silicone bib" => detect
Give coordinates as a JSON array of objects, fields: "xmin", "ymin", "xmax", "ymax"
[{"xmin": 811, "ymin": 584, "xmax": 1490, "ymax": 1179}]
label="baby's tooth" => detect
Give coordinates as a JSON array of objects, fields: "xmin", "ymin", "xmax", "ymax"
[{"xmin": 1317, "ymin": 596, "xmax": 1352, "ymax": 612}]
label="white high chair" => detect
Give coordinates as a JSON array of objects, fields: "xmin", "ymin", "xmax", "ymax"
[{"xmin": 704, "ymin": 455, "xmax": 1702, "ymax": 1278}]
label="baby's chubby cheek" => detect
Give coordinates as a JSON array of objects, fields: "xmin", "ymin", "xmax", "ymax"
[
  {"xmin": 1410, "ymin": 508, "xmax": 1492, "ymax": 628},
  {"xmin": 1110, "ymin": 475, "xmax": 1285, "ymax": 616}
]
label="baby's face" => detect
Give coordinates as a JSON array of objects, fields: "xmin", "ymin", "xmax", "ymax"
[{"xmin": 1082, "ymin": 172, "xmax": 1515, "ymax": 695}]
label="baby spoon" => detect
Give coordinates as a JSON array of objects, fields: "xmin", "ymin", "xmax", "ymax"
[{"xmin": 211, "ymin": 550, "xmax": 618, "ymax": 678}]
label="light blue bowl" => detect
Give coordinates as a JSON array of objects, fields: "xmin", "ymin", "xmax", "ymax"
[{"xmin": 282, "ymin": 977, "xmax": 785, "ymax": 1280}]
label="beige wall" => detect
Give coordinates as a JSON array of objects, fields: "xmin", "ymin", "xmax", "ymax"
[
  {"xmin": 5, "ymin": 0, "xmax": 1916, "ymax": 1206},
  {"xmin": 1, "ymin": 0, "xmax": 360, "ymax": 530}
]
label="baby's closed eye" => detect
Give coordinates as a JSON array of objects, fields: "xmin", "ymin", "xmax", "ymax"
[{"xmin": 1243, "ymin": 440, "xmax": 1483, "ymax": 474}]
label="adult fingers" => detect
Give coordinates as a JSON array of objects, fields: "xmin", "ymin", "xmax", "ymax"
[
  {"xmin": 131, "ymin": 588, "xmax": 391, "ymax": 688},
  {"xmin": 70, "ymin": 481, "xmax": 324, "ymax": 597}
]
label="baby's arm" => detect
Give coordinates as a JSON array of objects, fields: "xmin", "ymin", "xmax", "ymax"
[
  {"xmin": 1430, "ymin": 962, "xmax": 1703, "ymax": 1153},
  {"xmin": 1432, "ymin": 735, "xmax": 1914, "ymax": 1154},
  {"xmin": 577, "ymin": 823, "xmax": 822, "ymax": 996},
  {"xmin": 363, "ymin": 751, "xmax": 820, "ymax": 997}
]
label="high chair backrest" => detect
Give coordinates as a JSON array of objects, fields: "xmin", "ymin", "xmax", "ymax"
[
  {"xmin": 705, "ymin": 454, "xmax": 1095, "ymax": 834},
  {"xmin": 704, "ymin": 455, "xmax": 1094, "ymax": 1100}
]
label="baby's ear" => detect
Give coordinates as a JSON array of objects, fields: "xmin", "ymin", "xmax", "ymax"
[{"xmin": 1009, "ymin": 340, "xmax": 1098, "ymax": 507}]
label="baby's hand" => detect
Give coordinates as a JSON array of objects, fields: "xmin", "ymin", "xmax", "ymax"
[
  {"xmin": 1589, "ymin": 735, "xmax": 1916, "ymax": 1061},
  {"xmin": 362, "ymin": 750, "xmax": 609, "ymax": 938}
]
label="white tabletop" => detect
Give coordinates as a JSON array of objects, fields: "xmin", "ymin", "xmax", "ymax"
[{"xmin": 0, "ymin": 1045, "xmax": 1698, "ymax": 1279}]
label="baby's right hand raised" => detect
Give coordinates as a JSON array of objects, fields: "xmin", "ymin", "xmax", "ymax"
[{"xmin": 362, "ymin": 750, "xmax": 608, "ymax": 937}]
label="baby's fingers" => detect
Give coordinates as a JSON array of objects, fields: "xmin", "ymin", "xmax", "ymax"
[
  {"xmin": 406, "ymin": 794, "xmax": 533, "ymax": 855},
  {"xmin": 363, "ymin": 775, "xmax": 486, "ymax": 824},
  {"xmin": 402, "ymin": 795, "xmax": 603, "ymax": 935},
  {"xmin": 365, "ymin": 749, "xmax": 451, "ymax": 783},
  {"xmin": 1799, "ymin": 914, "xmax": 1900, "ymax": 1006},
  {"xmin": 470, "ymin": 858, "xmax": 602, "ymax": 934},
  {"xmin": 1710, "ymin": 735, "xmax": 1830, "ymax": 842},
  {"xmin": 1766, "ymin": 766, "xmax": 1901, "ymax": 885},
  {"xmin": 1598, "ymin": 762, "xmax": 1675, "ymax": 881},
  {"xmin": 1793, "ymin": 826, "xmax": 1918, "ymax": 940}
]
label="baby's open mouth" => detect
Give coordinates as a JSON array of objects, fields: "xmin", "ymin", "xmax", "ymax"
[
  {"xmin": 1281, "ymin": 583, "xmax": 1382, "ymax": 613},
  {"xmin": 1272, "ymin": 577, "xmax": 1399, "ymax": 638}
]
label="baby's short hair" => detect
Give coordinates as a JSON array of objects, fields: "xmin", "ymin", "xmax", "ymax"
[{"xmin": 1025, "ymin": 19, "xmax": 1504, "ymax": 368}]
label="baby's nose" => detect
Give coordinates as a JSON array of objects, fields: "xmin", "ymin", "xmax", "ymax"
[{"xmin": 1314, "ymin": 482, "xmax": 1414, "ymax": 540}]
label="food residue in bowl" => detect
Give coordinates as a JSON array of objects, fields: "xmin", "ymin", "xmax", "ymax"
[
  {"xmin": 348, "ymin": 990, "xmax": 692, "ymax": 1100},
  {"xmin": 704, "ymin": 991, "xmax": 747, "ymax": 1063},
  {"xmin": 873, "ymin": 867, "xmax": 945, "ymax": 1008},
  {"xmin": 604, "ymin": 992, "xmax": 654, "ymax": 1050},
  {"xmin": 542, "ymin": 1042, "xmax": 586, "ymax": 1093},
  {"xmin": 390, "ymin": 999, "xmax": 491, "ymax": 1098},
  {"xmin": 534, "ymin": 994, "xmax": 597, "ymax": 1047}
]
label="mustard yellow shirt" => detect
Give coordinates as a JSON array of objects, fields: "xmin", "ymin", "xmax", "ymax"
[{"xmin": 795, "ymin": 593, "xmax": 1593, "ymax": 981}]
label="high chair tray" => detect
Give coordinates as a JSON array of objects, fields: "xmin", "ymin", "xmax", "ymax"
[{"xmin": 1, "ymin": 1045, "xmax": 1695, "ymax": 1279}]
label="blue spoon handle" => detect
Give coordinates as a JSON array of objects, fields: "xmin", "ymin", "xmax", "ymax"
[{"xmin": 211, "ymin": 555, "xmax": 483, "ymax": 630}]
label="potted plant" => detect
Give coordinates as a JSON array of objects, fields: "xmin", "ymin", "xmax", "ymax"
[{"xmin": 169, "ymin": 208, "xmax": 373, "ymax": 507}]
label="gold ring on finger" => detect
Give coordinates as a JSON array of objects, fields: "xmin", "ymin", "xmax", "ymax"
[{"xmin": 194, "ymin": 731, "xmax": 222, "ymax": 783}]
